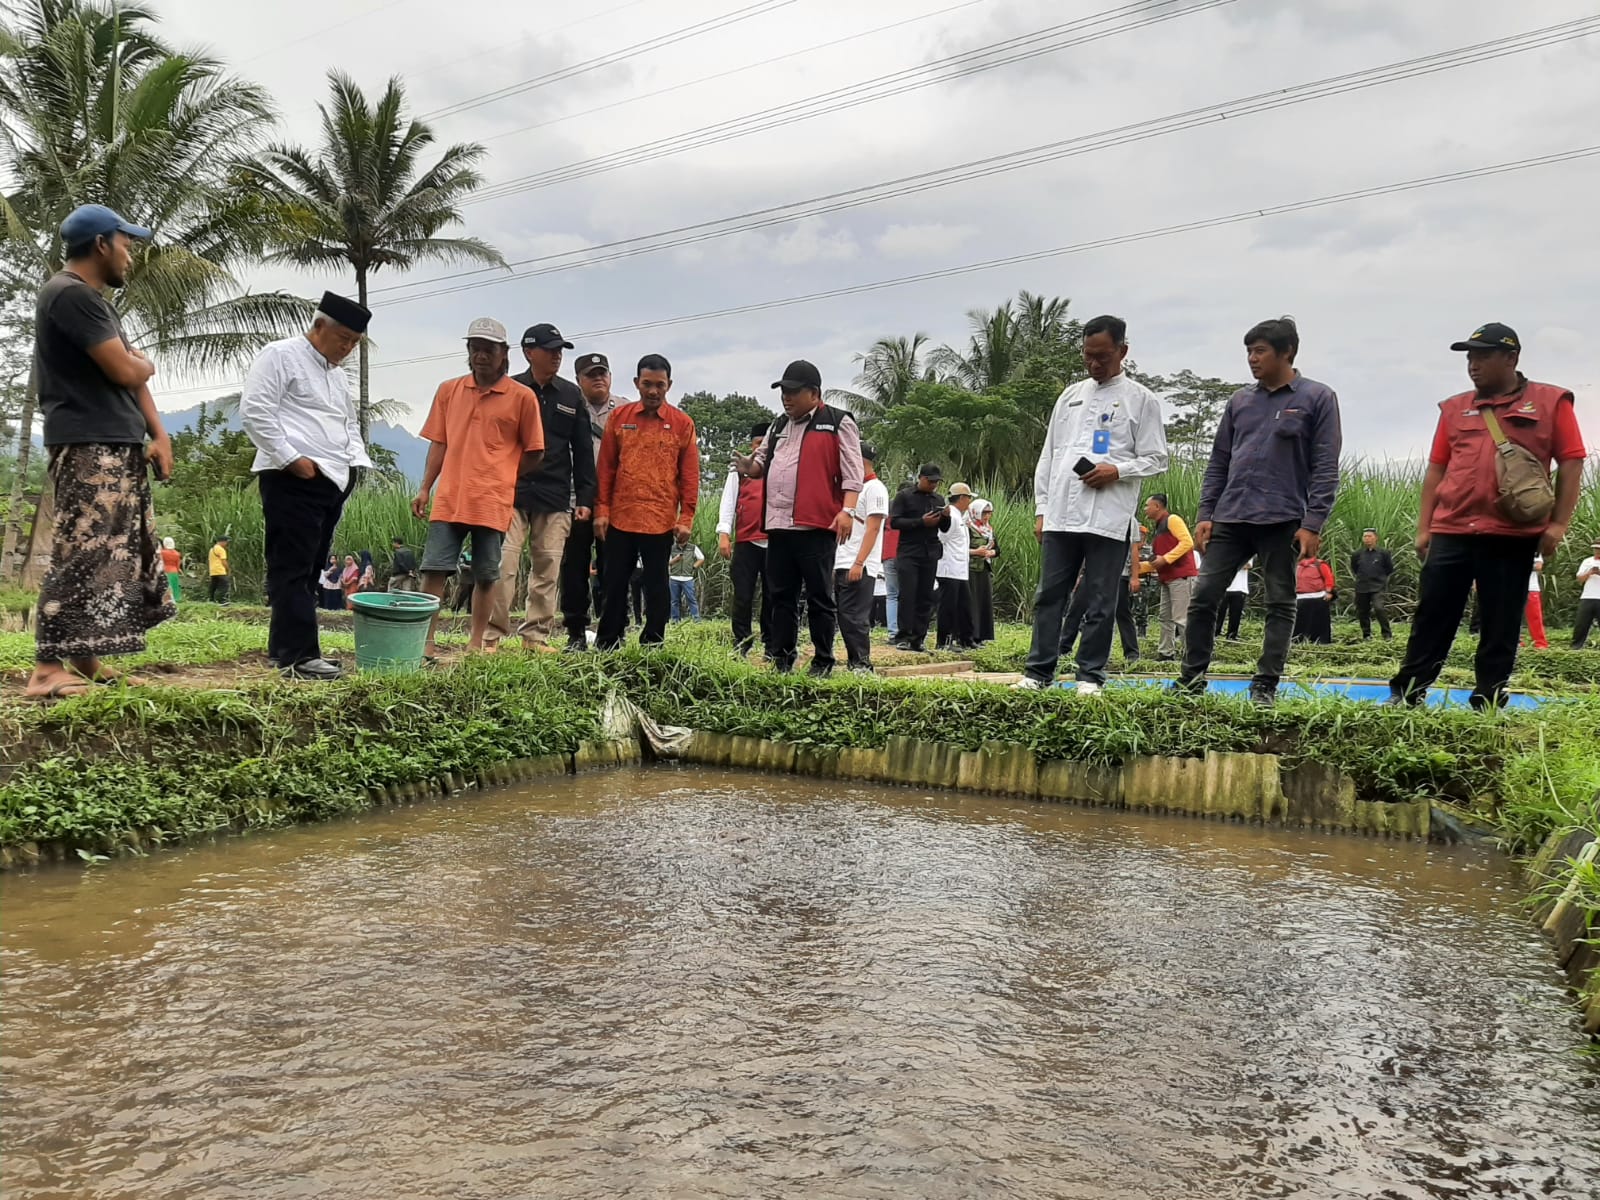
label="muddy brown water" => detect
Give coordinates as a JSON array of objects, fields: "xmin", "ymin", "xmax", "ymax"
[{"xmin": 3, "ymin": 768, "xmax": 1597, "ymax": 1199}]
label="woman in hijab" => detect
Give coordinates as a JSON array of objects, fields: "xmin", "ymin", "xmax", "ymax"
[
  {"xmin": 966, "ymin": 498, "xmax": 1000, "ymax": 644},
  {"xmin": 160, "ymin": 536, "xmax": 183, "ymax": 604},
  {"xmin": 340, "ymin": 554, "xmax": 361, "ymax": 607},
  {"xmin": 357, "ymin": 550, "xmax": 376, "ymax": 592},
  {"xmin": 319, "ymin": 556, "xmax": 344, "ymax": 610}
]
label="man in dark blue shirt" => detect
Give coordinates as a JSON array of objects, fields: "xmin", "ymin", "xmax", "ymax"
[{"xmin": 1177, "ymin": 316, "xmax": 1342, "ymax": 704}]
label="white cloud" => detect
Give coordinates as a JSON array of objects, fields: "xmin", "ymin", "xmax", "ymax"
[{"xmin": 874, "ymin": 222, "xmax": 978, "ymax": 259}]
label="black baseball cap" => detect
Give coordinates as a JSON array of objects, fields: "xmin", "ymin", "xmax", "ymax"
[
  {"xmin": 521, "ymin": 323, "xmax": 574, "ymax": 350},
  {"xmin": 918, "ymin": 463, "xmax": 942, "ymax": 480},
  {"xmin": 771, "ymin": 359, "xmax": 822, "ymax": 391},
  {"xmin": 861, "ymin": 443, "xmax": 877, "ymax": 462},
  {"xmin": 1450, "ymin": 322, "xmax": 1520, "ymax": 352},
  {"xmin": 573, "ymin": 352, "xmax": 609, "ymax": 375}
]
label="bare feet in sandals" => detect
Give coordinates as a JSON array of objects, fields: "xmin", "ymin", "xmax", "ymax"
[{"xmin": 25, "ymin": 665, "xmax": 92, "ymax": 701}]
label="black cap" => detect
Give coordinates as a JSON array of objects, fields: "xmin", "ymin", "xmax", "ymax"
[
  {"xmin": 573, "ymin": 352, "xmax": 609, "ymax": 375},
  {"xmin": 860, "ymin": 443, "xmax": 877, "ymax": 462},
  {"xmin": 522, "ymin": 323, "xmax": 574, "ymax": 349},
  {"xmin": 318, "ymin": 291, "xmax": 371, "ymax": 334},
  {"xmin": 918, "ymin": 463, "xmax": 942, "ymax": 480},
  {"xmin": 771, "ymin": 359, "xmax": 822, "ymax": 391},
  {"xmin": 1450, "ymin": 322, "xmax": 1520, "ymax": 352}
]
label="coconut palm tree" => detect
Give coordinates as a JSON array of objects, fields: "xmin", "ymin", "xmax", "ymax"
[
  {"xmin": 0, "ymin": 0, "xmax": 309, "ymax": 576},
  {"xmin": 827, "ymin": 333, "xmax": 934, "ymax": 421},
  {"xmin": 931, "ymin": 301, "xmax": 1024, "ymax": 392},
  {"xmin": 238, "ymin": 71, "xmax": 505, "ymax": 438}
]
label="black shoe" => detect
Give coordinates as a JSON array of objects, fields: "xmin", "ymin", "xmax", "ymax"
[
  {"xmin": 562, "ymin": 638, "xmax": 588, "ymax": 654},
  {"xmin": 1467, "ymin": 691, "xmax": 1503, "ymax": 713},
  {"xmin": 807, "ymin": 664, "xmax": 834, "ymax": 679},
  {"xmin": 1248, "ymin": 683, "xmax": 1277, "ymax": 707},
  {"xmin": 1170, "ymin": 677, "xmax": 1206, "ymax": 697},
  {"xmin": 1384, "ymin": 691, "xmax": 1421, "ymax": 708},
  {"xmin": 906, "ymin": 643, "xmax": 929, "ymax": 654},
  {"xmin": 283, "ymin": 657, "xmax": 341, "ymax": 681},
  {"xmin": 849, "ymin": 664, "xmax": 875, "ymax": 676}
]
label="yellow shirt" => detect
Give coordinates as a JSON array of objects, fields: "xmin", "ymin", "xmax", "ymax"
[{"xmin": 209, "ymin": 544, "xmax": 229, "ymax": 576}]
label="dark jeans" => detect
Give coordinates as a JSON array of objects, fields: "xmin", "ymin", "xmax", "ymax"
[
  {"xmin": 560, "ymin": 516, "xmax": 603, "ymax": 641},
  {"xmin": 258, "ymin": 469, "xmax": 350, "ymax": 667},
  {"xmin": 1355, "ymin": 589, "xmax": 1391, "ymax": 639},
  {"xmin": 969, "ymin": 571, "xmax": 995, "ymax": 643},
  {"xmin": 835, "ymin": 568, "xmax": 874, "ymax": 668},
  {"xmin": 1391, "ymin": 533, "xmax": 1539, "ymax": 705},
  {"xmin": 1293, "ymin": 598, "xmax": 1332, "ymax": 644},
  {"xmin": 598, "ymin": 529, "xmax": 672, "ymax": 648},
  {"xmin": 1026, "ymin": 531, "xmax": 1127, "ymax": 685},
  {"xmin": 730, "ymin": 541, "xmax": 770, "ymax": 655},
  {"xmin": 1180, "ymin": 520, "xmax": 1299, "ymax": 691},
  {"xmin": 1572, "ymin": 599, "xmax": 1600, "ymax": 649},
  {"xmin": 1215, "ymin": 591, "xmax": 1246, "ymax": 639},
  {"xmin": 936, "ymin": 575, "xmax": 975, "ymax": 649},
  {"xmin": 895, "ymin": 550, "xmax": 939, "ymax": 649},
  {"xmin": 208, "ymin": 575, "xmax": 230, "ymax": 603},
  {"xmin": 767, "ymin": 528, "xmax": 839, "ymax": 672}
]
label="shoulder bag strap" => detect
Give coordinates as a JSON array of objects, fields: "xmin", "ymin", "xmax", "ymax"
[{"xmin": 1480, "ymin": 406, "xmax": 1509, "ymax": 447}]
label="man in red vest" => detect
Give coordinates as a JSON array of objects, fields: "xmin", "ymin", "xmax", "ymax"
[
  {"xmin": 717, "ymin": 421, "xmax": 772, "ymax": 657},
  {"xmin": 733, "ymin": 360, "xmax": 864, "ymax": 676},
  {"xmin": 1389, "ymin": 323, "xmax": 1586, "ymax": 709}
]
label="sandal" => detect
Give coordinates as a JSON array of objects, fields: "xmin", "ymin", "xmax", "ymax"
[{"xmin": 70, "ymin": 666, "xmax": 150, "ymax": 687}]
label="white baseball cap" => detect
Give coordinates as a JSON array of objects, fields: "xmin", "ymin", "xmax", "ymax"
[{"xmin": 464, "ymin": 317, "xmax": 508, "ymax": 345}]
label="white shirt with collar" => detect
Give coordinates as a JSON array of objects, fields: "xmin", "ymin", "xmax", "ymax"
[
  {"xmin": 1033, "ymin": 373, "xmax": 1168, "ymax": 539},
  {"xmin": 716, "ymin": 468, "xmax": 767, "ymax": 548},
  {"xmin": 241, "ymin": 335, "xmax": 372, "ymax": 490},
  {"xmin": 937, "ymin": 505, "xmax": 971, "ymax": 580}
]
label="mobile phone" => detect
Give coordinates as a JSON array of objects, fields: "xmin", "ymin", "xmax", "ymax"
[{"xmin": 1073, "ymin": 456, "xmax": 1095, "ymax": 476}]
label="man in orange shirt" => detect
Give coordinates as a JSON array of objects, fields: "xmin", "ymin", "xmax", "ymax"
[
  {"xmin": 594, "ymin": 353, "xmax": 699, "ymax": 649},
  {"xmin": 412, "ymin": 318, "xmax": 545, "ymax": 654}
]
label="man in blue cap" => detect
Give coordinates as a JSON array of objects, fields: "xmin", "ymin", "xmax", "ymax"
[
  {"xmin": 26, "ymin": 204, "xmax": 176, "ymax": 701},
  {"xmin": 240, "ymin": 290, "xmax": 374, "ymax": 680}
]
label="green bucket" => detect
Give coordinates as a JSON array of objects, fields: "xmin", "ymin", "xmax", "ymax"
[{"xmin": 349, "ymin": 591, "xmax": 440, "ymax": 674}]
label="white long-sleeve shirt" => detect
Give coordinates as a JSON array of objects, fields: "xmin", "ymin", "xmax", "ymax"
[
  {"xmin": 715, "ymin": 469, "xmax": 766, "ymax": 547},
  {"xmin": 1033, "ymin": 373, "xmax": 1168, "ymax": 538},
  {"xmin": 241, "ymin": 335, "xmax": 371, "ymax": 489},
  {"xmin": 937, "ymin": 505, "xmax": 970, "ymax": 580}
]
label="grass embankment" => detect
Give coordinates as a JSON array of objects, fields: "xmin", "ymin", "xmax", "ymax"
[{"xmin": 2, "ymin": 620, "xmax": 1596, "ymax": 865}]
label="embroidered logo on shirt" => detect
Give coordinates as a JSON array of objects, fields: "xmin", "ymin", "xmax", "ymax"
[
  {"xmin": 556, "ymin": 403, "xmax": 576, "ymax": 415},
  {"xmin": 1517, "ymin": 400, "xmax": 1538, "ymax": 414}
]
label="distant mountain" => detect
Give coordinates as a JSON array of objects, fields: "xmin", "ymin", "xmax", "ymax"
[{"xmin": 160, "ymin": 402, "xmax": 429, "ymax": 483}]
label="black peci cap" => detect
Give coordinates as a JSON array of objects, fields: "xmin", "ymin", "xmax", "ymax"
[
  {"xmin": 1450, "ymin": 322, "xmax": 1520, "ymax": 352},
  {"xmin": 522, "ymin": 323, "xmax": 574, "ymax": 349},
  {"xmin": 573, "ymin": 352, "xmax": 609, "ymax": 375},
  {"xmin": 771, "ymin": 359, "xmax": 822, "ymax": 391},
  {"xmin": 860, "ymin": 443, "xmax": 877, "ymax": 462},
  {"xmin": 318, "ymin": 290, "xmax": 371, "ymax": 334}
]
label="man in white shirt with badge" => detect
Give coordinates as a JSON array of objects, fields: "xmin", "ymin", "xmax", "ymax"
[
  {"xmin": 1014, "ymin": 314, "xmax": 1169, "ymax": 694},
  {"xmin": 834, "ymin": 443, "xmax": 889, "ymax": 672},
  {"xmin": 1574, "ymin": 538, "xmax": 1600, "ymax": 649},
  {"xmin": 241, "ymin": 291, "xmax": 372, "ymax": 680}
]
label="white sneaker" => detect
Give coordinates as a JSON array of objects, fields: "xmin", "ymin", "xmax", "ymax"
[
  {"xmin": 1010, "ymin": 676, "xmax": 1046, "ymax": 691},
  {"xmin": 1075, "ymin": 681, "xmax": 1103, "ymax": 696}
]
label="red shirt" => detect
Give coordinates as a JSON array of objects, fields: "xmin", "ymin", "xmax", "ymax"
[
  {"xmin": 1427, "ymin": 379, "xmax": 1585, "ymax": 536},
  {"xmin": 596, "ymin": 400, "xmax": 699, "ymax": 535}
]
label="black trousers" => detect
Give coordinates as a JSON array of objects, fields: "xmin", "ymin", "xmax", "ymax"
[
  {"xmin": 969, "ymin": 571, "xmax": 995, "ymax": 643},
  {"xmin": 936, "ymin": 576, "xmax": 975, "ymax": 649},
  {"xmin": 895, "ymin": 550, "xmax": 939, "ymax": 649},
  {"xmin": 1293, "ymin": 598, "xmax": 1332, "ymax": 643},
  {"xmin": 1026, "ymin": 532, "xmax": 1127, "ymax": 685},
  {"xmin": 1575, "ymin": 599, "xmax": 1600, "ymax": 649},
  {"xmin": 208, "ymin": 575, "xmax": 230, "ymax": 603},
  {"xmin": 1355, "ymin": 589, "xmax": 1391, "ymax": 639},
  {"xmin": 598, "ymin": 529, "xmax": 672, "ymax": 648},
  {"xmin": 560, "ymin": 516, "xmax": 603, "ymax": 641},
  {"xmin": 730, "ymin": 541, "xmax": 770, "ymax": 655},
  {"xmin": 1215, "ymin": 591, "xmax": 1246, "ymax": 639},
  {"xmin": 835, "ymin": 569, "xmax": 875, "ymax": 668},
  {"xmin": 1116, "ymin": 580, "xmax": 1142, "ymax": 657},
  {"xmin": 766, "ymin": 528, "xmax": 839, "ymax": 672},
  {"xmin": 259, "ymin": 469, "xmax": 350, "ymax": 667},
  {"xmin": 1391, "ymin": 532, "xmax": 1539, "ymax": 705},
  {"xmin": 1181, "ymin": 520, "xmax": 1300, "ymax": 691}
]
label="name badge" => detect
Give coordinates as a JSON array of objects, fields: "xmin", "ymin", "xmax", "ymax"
[
  {"xmin": 815, "ymin": 423, "xmax": 837, "ymax": 433},
  {"xmin": 1091, "ymin": 428, "xmax": 1111, "ymax": 455},
  {"xmin": 1067, "ymin": 398, "xmax": 1084, "ymax": 407},
  {"xmin": 620, "ymin": 423, "xmax": 638, "ymax": 431},
  {"xmin": 556, "ymin": 403, "xmax": 576, "ymax": 415}
]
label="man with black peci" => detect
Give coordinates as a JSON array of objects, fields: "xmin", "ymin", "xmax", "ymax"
[{"xmin": 887, "ymin": 465, "xmax": 951, "ymax": 654}]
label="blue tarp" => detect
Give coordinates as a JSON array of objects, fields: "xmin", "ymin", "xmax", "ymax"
[{"xmin": 1058, "ymin": 676, "xmax": 1552, "ymax": 710}]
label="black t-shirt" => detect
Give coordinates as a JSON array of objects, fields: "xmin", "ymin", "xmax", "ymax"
[{"xmin": 35, "ymin": 270, "xmax": 145, "ymax": 446}]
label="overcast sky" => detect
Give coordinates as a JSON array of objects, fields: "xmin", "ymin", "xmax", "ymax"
[{"xmin": 148, "ymin": 0, "xmax": 1600, "ymax": 457}]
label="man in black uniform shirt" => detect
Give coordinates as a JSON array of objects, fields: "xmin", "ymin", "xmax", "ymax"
[{"xmin": 887, "ymin": 464, "xmax": 951, "ymax": 654}]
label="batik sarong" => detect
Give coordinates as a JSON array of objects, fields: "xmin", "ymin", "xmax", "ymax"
[{"xmin": 34, "ymin": 443, "xmax": 175, "ymax": 661}]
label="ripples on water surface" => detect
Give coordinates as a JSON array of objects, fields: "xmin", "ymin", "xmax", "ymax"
[{"xmin": 2, "ymin": 767, "xmax": 1597, "ymax": 1198}]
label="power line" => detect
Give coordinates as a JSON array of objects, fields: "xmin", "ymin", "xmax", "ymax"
[
  {"xmin": 153, "ymin": 146, "xmax": 1599, "ymax": 398},
  {"xmin": 465, "ymin": 0, "xmax": 1239, "ymax": 204},
  {"xmin": 479, "ymin": 0, "xmax": 991, "ymax": 145},
  {"xmin": 371, "ymin": 19, "xmax": 1600, "ymax": 303},
  {"xmin": 421, "ymin": 0, "xmax": 801, "ymax": 122}
]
